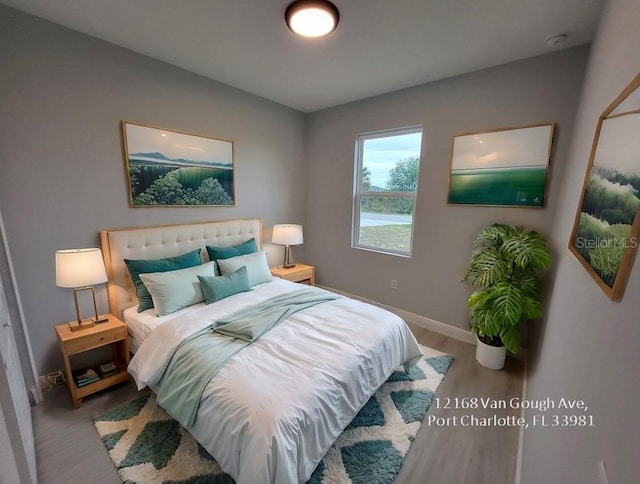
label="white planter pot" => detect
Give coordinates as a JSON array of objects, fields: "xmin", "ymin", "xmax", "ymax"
[{"xmin": 475, "ymin": 337, "xmax": 506, "ymax": 370}]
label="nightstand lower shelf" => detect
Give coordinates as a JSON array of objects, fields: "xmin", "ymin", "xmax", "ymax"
[
  {"xmin": 72, "ymin": 369, "xmax": 130, "ymax": 400},
  {"xmin": 55, "ymin": 315, "xmax": 131, "ymax": 408}
]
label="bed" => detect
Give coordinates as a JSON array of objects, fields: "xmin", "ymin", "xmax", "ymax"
[{"xmin": 100, "ymin": 219, "xmax": 422, "ymax": 483}]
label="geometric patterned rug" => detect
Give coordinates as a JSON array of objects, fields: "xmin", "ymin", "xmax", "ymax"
[{"xmin": 93, "ymin": 345, "xmax": 453, "ymax": 484}]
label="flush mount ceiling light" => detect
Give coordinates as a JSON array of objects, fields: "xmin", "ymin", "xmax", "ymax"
[{"xmin": 285, "ymin": 0, "xmax": 340, "ymax": 38}]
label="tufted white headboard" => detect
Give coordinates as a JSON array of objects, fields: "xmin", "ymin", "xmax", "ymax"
[{"xmin": 100, "ymin": 219, "xmax": 262, "ymax": 319}]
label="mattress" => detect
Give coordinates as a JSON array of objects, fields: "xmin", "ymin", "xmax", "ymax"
[{"xmin": 123, "ymin": 301, "xmax": 206, "ymax": 353}]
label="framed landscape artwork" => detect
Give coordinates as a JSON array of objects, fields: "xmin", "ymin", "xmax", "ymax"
[
  {"xmin": 122, "ymin": 121, "xmax": 235, "ymax": 207},
  {"xmin": 569, "ymin": 73, "xmax": 640, "ymax": 300},
  {"xmin": 448, "ymin": 123, "xmax": 554, "ymax": 207}
]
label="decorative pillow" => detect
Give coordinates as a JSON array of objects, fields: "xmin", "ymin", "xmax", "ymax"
[
  {"xmin": 206, "ymin": 238, "xmax": 258, "ymax": 263},
  {"xmin": 217, "ymin": 251, "xmax": 272, "ymax": 287},
  {"xmin": 139, "ymin": 261, "xmax": 216, "ymax": 316},
  {"xmin": 124, "ymin": 249, "xmax": 202, "ymax": 312},
  {"xmin": 198, "ymin": 266, "xmax": 251, "ymax": 304}
]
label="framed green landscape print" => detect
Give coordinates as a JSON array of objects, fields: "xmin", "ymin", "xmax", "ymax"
[
  {"xmin": 122, "ymin": 121, "xmax": 235, "ymax": 207},
  {"xmin": 447, "ymin": 123, "xmax": 554, "ymax": 207},
  {"xmin": 569, "ymin": 72, "xmax": 640, "ymax": 301}
]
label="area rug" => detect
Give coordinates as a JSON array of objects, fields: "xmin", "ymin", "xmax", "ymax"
[{"xmin": 93, "ymin": 345, "xmax": 453, "ymax": 484}]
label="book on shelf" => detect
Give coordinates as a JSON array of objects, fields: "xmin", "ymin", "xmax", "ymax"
[
  {"xmin": 74, "ymin": 368, "xmax": 99, "ymax": 386},
  {"xmin": 98, "ymin": 361, "xmax": 119, "ymax": 378},
  {"xmin": 77, "ymin": 376, "xmax": 99, "ymax": 387}
]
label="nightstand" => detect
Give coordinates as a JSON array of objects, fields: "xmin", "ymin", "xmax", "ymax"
[
  {"xmin": 270, "ymin": 263, "xmax": 315, "ymax": 285},
  {"xmin": 55, "ymin": 314, "xmax": 130, "ymax": 408}
]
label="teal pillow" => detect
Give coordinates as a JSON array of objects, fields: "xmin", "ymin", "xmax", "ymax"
[
  {"xmin": 124, "ymin": 249, "xmax": 202, "ymax": 312},
  {"xmin": 139, "ymin": 261, "xmax": 216, "ymax": 316},
  {"xmin": 206, "ymin": 238, "xmax": 258, "ymax": 263},
  {"xmin": 198, "ymin": 266, "xmax": 251, "ymax": 304},
  {"xmin": 217, "ymin": 251, "xmax": 272, "ymax": 287}
]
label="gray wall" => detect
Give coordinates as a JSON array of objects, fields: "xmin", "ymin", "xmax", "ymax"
[
  {"xmin": 522, "ymin": 0, "xmax": 640, "ymax": 482},
  {"xmin": 0, "ymin": 7, "xmax": 306, "ymax": 375},
  {"xmin": 305, "ymin": 47, "xmax": 589, "ymax": 332}
]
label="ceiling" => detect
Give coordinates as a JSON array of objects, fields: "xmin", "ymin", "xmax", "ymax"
[{"xmin": 2, "ymin": 0, "xmax": 604, "ymax": 112}]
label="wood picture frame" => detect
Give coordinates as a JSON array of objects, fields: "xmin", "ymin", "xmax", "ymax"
[
  {"xmin": 568, "ymin": 72, "xmax": 640, "ymax": 300},
  {"xmin": 122, "ymin": 121, "xmax": 235, "ymax": 207},
  {"xmin": 447, "ymin": 123, "xmax": 555, "ymax": 207}
]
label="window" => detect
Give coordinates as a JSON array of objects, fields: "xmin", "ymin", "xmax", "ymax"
[{"xmin": 352, "ymin": 126, "xmax": 423, "ymax": 256}]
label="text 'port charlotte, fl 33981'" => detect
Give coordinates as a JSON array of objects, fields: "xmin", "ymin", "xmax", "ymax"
[{"xmin": 426, "ymin": 397, "xmax": 595, "ymax": 429}]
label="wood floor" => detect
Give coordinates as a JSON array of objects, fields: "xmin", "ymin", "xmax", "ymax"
[
  {"xmin": 396, "ymin": 326, "xmax": 523, "ymax": 484},
  {"xmin": 32, "ymin": 325, "xmax": 523, "ymax": 484}
]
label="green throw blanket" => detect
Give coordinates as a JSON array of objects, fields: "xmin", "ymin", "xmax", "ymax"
[{"xmin": 157, "ymin": 287, "xmax": 339, "ymax": 428}]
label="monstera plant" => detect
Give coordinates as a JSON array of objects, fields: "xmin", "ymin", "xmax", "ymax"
[{"xmin": 464, "ymin": 223, "xmax": 552, "ymax": 355}]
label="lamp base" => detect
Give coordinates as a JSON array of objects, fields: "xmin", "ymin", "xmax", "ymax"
[
  {"xmin": 69, "ymin": 286, "xmax": 108, "ymax": 331},
  {"xmin": 69, "ymin": 319, "xmax": 95, "ymax": 332},
  {"xmin": 282, "ymin": 245, "xmax": 296, "ymax": 269}
]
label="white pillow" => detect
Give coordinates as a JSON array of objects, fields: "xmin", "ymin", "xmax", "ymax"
[
  {"xmin": 139, "ymin": 261, "xmax": 216, "ymax": 316},
  {"xmin": 217, "ymin": 251, "xmax": 272, "ymax": 287}
]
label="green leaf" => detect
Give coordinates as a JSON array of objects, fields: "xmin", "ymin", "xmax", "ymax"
[
  {"xmin": 467, "ymin": 291, "xmax": 484, "ymax": 309},
  {"xmin": 520, "ymin": 296, "xmax": 542, "ymax": 320},
  {"xmin": 509, "ymin": 270, "xmax": 542, "ymax": 298},
  {"xmin": 500, "ymin": 325, "xmax": 520, "ymax": 354},
  {"xmin": 501, "ymin": 231, "xmax": 552, "ymax": 271},
  {"xmin": 465, "ymin": 246, "xmax": 509, "ymax": 288},
  {"xmin": 470, "ymin": 306, "xmax": 500, "ymax": 337},
  {"xmin": 472, "ymin": 224, "xmax": 515, "ymax": 252},
  {"xmin": 489, "ymin": 282, "xmax": 523, "ymax": 327}
]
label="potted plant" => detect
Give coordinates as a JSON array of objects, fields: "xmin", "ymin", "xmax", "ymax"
[{"xmin": 463, "ymin": 223, "xmax": 552, "ymax": 369}]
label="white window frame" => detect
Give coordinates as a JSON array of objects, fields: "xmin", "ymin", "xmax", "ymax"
[{"xmin": 352, "ymin": 125, "xmax": 423, "ymax": 257}]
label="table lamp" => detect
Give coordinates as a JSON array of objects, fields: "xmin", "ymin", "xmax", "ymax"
[
  {"xmin": 55, "ymin": 248, "xmax": 109, "ymax": 331},
  {"xmin": 272, "ymin": 224, "xmax": 303, "ymax": 268}
]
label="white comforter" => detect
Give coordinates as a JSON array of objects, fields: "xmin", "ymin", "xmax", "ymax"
[{"xmin": 128, "ymin": 279, "xmax": 422, "ymax": 484}]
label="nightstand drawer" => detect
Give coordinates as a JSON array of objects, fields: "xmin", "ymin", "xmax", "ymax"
[
  {"xmin": 270, "ymin": 263, "xmax": 315, "ymax": 285},
  {"xmin": 285, "ymin": 267, "xmax": 313, "ymax": 282},
  {"xmin": 65, "ymin": 326, "xmax": 125, "ymax": 355}
]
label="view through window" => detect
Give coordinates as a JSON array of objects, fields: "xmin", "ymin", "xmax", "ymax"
[{"xmin": 353, "ymin": 127, "xmax": 423, "ymax": 256}]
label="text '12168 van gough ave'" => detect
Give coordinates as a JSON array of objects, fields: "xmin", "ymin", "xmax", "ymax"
[{"xmin": 427, "ymin": 397, "xmax": 595, "ymax": 429}]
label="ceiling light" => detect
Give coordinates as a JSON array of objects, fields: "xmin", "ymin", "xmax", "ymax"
[{"xmin": 285, "ymin": 0, "xmax": 340, "ymax": 38}]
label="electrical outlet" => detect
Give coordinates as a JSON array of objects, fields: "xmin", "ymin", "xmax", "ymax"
[
  {"xmin": 598, "ymin": 461, "xmax": 609, "ymax": 484},
  {"xmin": 391, "ymin": 279, "xmax": 398, "ymax": 289}
]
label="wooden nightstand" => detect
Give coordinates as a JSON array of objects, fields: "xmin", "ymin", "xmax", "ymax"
[
  {"xmin": 55, "ymin": 314, "xmax": 130, "ymax": 408},
  {"xmin": 270, "ymin": 263, "xmax": 315, "ymax": 285}
]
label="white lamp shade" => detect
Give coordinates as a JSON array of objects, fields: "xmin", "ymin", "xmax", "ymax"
[
  {"xmin": 56, "ymin": 248, "xmax": 108, "ymax": 288},
  {"xmin": 272, "ymin": 224, "xmax": 304, "ymax": 246}
]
